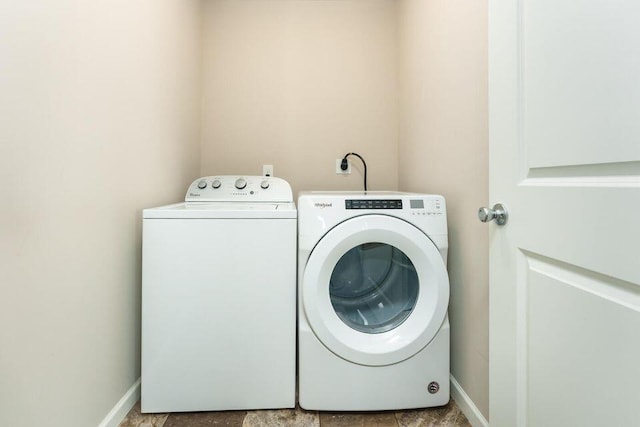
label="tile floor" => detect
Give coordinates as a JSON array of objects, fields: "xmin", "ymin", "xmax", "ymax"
[{"xmin": 119, "ymin": 399, "xmax": 470, "ymax": 427}]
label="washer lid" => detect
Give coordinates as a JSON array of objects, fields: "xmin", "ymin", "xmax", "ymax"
[
  {"xmin": 143, "ymin": 202, "xmax": 297, "ymax": 219},
  {"xmin": 302, "ymin": 214, "xmax": 449, "ymax": 366}
]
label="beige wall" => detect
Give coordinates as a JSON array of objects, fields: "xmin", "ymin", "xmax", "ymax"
[
  {"xmin": 0, "ymin": 1, "xmax": 201, "ymax": 426},
  {"xmin": 397, "ymin": 0, "xmax": 489, "ymax": 419},
  {"xmin": 0, "ymin": 1, "xmax": 489, "ymax": 424},
  {"xmin": 200, "ymin": 0, "xmax": 398, "ymax": 196}
]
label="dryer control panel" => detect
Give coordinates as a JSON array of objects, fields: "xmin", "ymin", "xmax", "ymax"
[
  {"xmin": 409, "ymin": 197, "xmax": 444, "ymax": 216},
  {"xmin": 343, "ymin": 197, "xmax": 443, "ymax": 215},
  {"xmin": 346, "ymin": 199, "xmax": 403, "ymax": 210},
  {"xmin": 185, "ymin": 176, "xmax": 293, "ymax": 203}
]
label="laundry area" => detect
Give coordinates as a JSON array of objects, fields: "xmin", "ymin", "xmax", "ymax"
[
  {"xmin": 0, "ymin": 1, "xmax": 487, "ymax": 425},
  {"xmin": 138, "ymin": 177, "xmax": 460, "ymax": 425},
  {"xmin": 5, "ymin": 0, "xmax": 637, "ymax": 426}
]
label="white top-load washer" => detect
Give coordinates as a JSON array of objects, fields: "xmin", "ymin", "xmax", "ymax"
[
  {"xmin": 141, "ymin": 176, "xmax": 296, "ymax": 413},
  {"xmin": 298, "ymin": 191, "xmax": 449, "ymax": 411}
]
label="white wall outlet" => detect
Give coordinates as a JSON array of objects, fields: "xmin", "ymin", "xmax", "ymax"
[
  {"xmin": 263, "ymin": 164, "xmax": 274, "ymax": 177},
  {"xmin": 336, "ymin": 158, "xmax": 351, "ymax": 175}
]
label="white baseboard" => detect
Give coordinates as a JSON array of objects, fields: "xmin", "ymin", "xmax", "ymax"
[
  {"xmin": 450, "ymin": 375, "xmax": 489, "ymax": 427},
  {"xmin": 101, "ymin": 376, "xmax": 479, "ymax": 427},
  {"xmin": 98, "ymin": 378, "xmax": 141, "ymax": 427}
]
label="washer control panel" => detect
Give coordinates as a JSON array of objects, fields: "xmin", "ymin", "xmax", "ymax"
[{"xmin": 185, "ymin": 176, "xmax": 293, "ymax": 202}]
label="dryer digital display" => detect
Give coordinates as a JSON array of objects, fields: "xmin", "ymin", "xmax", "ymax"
[
  {"xmin": 410, "ymin": 199, "xmax": 424, "ymax": 209},
  {"xmin": 345, "ymin": 199, "xmax": 402, "ymax": 209}
]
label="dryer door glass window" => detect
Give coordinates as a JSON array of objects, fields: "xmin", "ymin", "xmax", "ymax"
[{"xmin": 329, "ymin": 242, "xmax": 419, "ymax": 334}]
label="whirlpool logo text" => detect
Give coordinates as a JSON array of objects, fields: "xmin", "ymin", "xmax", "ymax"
[{"xmin": 314, "ymin": 202, "xmax": 332, "ymax": 208}]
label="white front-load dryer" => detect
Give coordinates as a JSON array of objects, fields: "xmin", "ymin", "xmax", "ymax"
[{"xmin": 298, "ymin": 192, "xmax": 449, "ymax": 411}]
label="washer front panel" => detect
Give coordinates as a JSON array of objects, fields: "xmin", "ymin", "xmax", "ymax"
[
  {"xmin": 142, "ymin": 217, "xmax": 296, "ymax": 411},
  {"xmin": 302, "ymin": 215, "xmax": 449, "ymax": 366}
]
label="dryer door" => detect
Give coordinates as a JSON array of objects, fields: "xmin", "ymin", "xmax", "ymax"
[{"xmin": 302, "ymin": 214, "xmax": 449, "ymax": 366}]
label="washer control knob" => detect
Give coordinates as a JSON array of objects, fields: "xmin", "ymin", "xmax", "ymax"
[
  {"xmin": 235, "ymin": 178, "xmax": 247, "ymax": 190},
  {"xmin": 197, "ymin": 180, "xmax": 207, "ymax": 189},
  {"xmin": 260, "ymin": 180, "xmax": 269, "ymax": 189},
  {"xmin": 211, "ymin": 179, "xmax": 222, "ymax": 189}
]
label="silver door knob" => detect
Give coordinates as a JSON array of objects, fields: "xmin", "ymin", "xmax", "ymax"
[{"xmin": 478, "ymin": 203, "xmax": 508, "ymax": 225}]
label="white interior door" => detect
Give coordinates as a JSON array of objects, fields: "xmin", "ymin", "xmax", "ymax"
[{"xmin": 488, "ymin": 0, "xmax": 640, "ymax": 425}]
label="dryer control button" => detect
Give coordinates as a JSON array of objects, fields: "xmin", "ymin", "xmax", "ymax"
[
  {"xmin": 235, "ymin": 178, "xmax": 247, "ymax": 189},
  {"xmin": 260, "ymin": 180, "xmax": 270, "ymax": 189},
  {"xmin": 197, "ymin": 180, "xmax": 207, "ymax": 189},
  {"xmin": 212, "ymin": 179, "xmax": 222, "ymax": 189}
]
